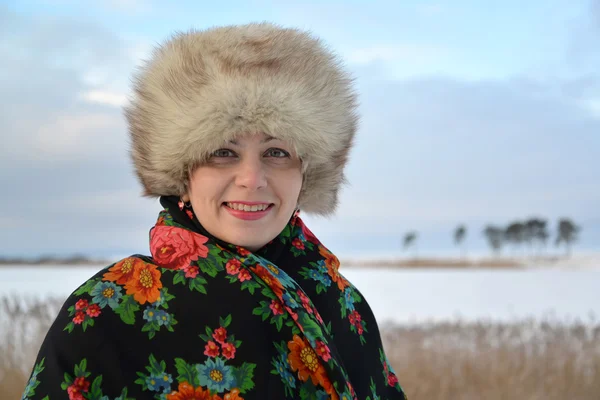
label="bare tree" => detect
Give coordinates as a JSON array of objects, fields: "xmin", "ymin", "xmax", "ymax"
[
  {"xmin": 483, "ymin": 225, "xmax": 504, "ymax": 256},
  {"xmin": 555, "ymin": 218, "xmax": 581, "ymax": 257},
  {"xmin": 504, "ymin": 221, "xmax": 525, "ymax": 257},
  {"xmin": 454, "ymin": 225, "xmax": 467, "ymax": 259},
  {"xmin": 535, "ymin": 219, "xmax": 549, "ymax": 256},
  {"xmin": 403, "ymin": 231, "xmax": 418, "ymax": 259},
  {"xmin": 524, "ymin": 218, "xmax": 549, "ymax": 258}
]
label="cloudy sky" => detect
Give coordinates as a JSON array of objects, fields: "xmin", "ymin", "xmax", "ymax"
[{"xmin": 1, "ymin": 0, "xmax": 599, "ymax": 259}]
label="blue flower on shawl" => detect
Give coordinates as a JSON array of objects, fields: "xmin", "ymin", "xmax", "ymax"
[
  {"xmin": 282, "ymin": 292, "xmax": 299, "ymax": 309},
  {"xmin": 273, "ymin": 354, "xmax": 296, "ymax": 389},
  {"xmin": 90, "ymin": 281, "xmax": 122, "ymax": 309},
  {"xmin": 344, "ymin": 287, "xmax": 356, "ymax": 311},
  {"xmin": 307, "ymin": 264, "xmax": 332, "ymax": 287},
  {"xmin": 152, "ymin": 289, "xmax": 168, "ymax": 307},
  {"xmin": 263, "ymin": 263, "xmax": 297, "ymax": 288},
  {"xmin": 315, "ymin": 390, "xmax": 330, "ymax": 400},
  {"xmin": 197, "ymin": 358, "xmax": 235, "ymax": 392},
  {"xmin": 145, "ymin": 373, "xmax": 172, "ymax": 393}
]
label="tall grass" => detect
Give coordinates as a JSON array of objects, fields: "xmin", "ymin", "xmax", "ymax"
[
  {"xmin": 0, "ymin": 296, "xmax": 62, "ymax": 400},
  {"xmin": 382, "ymin": 317, "xmax": 600, "ymax": 400},
  {"xmin": 2, "ymin": 295, "xmax": 599, "ymax": 399}
]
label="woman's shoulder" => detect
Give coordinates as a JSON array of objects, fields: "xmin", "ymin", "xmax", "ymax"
[
  {"xmin": 57, "ymin": 253, "xmax": 243, "ymax": 335},
  {"xmin": 53, "ymin": 255, "xmax": 158, "ymax": 329}
]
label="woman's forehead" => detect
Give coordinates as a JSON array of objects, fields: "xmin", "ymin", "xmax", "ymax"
[{"xmin": 227, "ymin": 133, "xmax": 286, "ymax": 146}]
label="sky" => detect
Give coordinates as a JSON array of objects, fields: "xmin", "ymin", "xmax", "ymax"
[{"xmin": 1, "ymin": 0, "xmax": 599, "ymax": 260}]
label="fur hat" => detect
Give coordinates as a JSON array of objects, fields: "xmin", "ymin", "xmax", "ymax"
[{"xmin": 125, "ymin": 23, "xmax": 358, "ymax": 216}]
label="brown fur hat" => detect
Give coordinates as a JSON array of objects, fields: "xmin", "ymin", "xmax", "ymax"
[{"xmin": 125, "ymin": 23, "xmax": 358, "ymax": 216}]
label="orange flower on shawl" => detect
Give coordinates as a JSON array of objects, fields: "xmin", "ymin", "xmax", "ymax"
[
  {"xmin": 250, "ymin": 264, "xmax": 284, "ymax": 298},
  {"xmin": 319, "ymin": 246, "xmax": 348, "ymax": 291},
  {"xmin": 123, "ymin": 262, "xmax": 163, "ymax": 304},
  {"xmin": 102, "ymin": 257, "xmax": 141, "ymax": 285},
  {"xmin": 287, "ymin": 335, "xmax": 337, "ymax": 399},
  {"xmin": 166, "ymin": 381, "xmax": 213, "ymax": 400},
  {"xmin": 223, "ymin": 388, "xmax": 244, "ymax": 400}
]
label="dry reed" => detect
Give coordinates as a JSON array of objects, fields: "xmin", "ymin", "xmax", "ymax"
[
  {"xmin": 0, "ymin": 295, "xmax": 62, "ymax": 400},
  {"xmin": 2, "ymin": 296, "xmax": 599, "ymax": 399},
  {"xmin": 382, "ymin": 317, "xmax": 600, "ymax": 400}
]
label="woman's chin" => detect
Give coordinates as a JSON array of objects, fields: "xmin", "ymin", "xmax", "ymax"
[{"xmin": 221, "ymin": 232, "xmax": 270, "ymax": 252}]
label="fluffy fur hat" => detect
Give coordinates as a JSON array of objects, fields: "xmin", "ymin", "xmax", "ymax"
[{"xmin": 125, "ymin": 23, "xmax": 358, "ymax": 216}]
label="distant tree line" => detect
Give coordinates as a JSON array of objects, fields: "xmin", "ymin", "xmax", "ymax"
[{"xmin": 403, "ymin": 218, "xmax": 581, "ymax": 258}]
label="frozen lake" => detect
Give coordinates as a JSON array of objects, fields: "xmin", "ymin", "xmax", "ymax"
[{"xmin": 1, "ymin": 265, "xmax": 598, "ymax": 324}]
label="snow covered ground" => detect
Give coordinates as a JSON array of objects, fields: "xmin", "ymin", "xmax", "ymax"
[{"xmin": 1, "ymin": 264, "xmax": 598, "ymax": 326}]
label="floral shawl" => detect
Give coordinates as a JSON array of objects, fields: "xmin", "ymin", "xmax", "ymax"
[{"xmin": 22, "ymin": 198, "xmax": 407, "ymax": 400}]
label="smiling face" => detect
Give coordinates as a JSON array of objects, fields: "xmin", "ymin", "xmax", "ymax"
[{"xmin": 184, "ymin": 132, "xmax": 303, "ymax": 251}]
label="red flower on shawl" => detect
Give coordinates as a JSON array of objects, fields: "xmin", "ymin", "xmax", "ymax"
[
  {"xmin": 269, "ymin": 299, "xmax": 284, "ymax": 315},
  {"xmin": 315, "ymin": 340, "xmax": 331, "ymax": 362},
  {"xmin": 237, "ymin": 269, "xmax": 251, "ymax": 282},
  {"xmin": 72, "ymin": 311, "xmax": 85, "ymax": 325},
  {"xmin": 204, "ymin": 341, "xmax": 220, "ymax": 358},
  {"xmin": 250, "ymin": 264, "xmax": 284, "ymax": 298},
  {"xmin": 314, "ymin": 309, "xmax": 324, "ymax": 324},
  {"xmin": 183, "ymin": 265, "xmax": 199, "ymax": 279},
  {"xmin": 286, "ymin": 308, "xmax": 299, "ymax": 325},
  {"xmin": 86, "ymin": 304, "xmax": 101, "ymax": 318},
  {"xmin": 292, "ymin": 238, "xmax": 305, "ymax": 250},
  {"xmin": 297, "ymin": 290, "xmax": 312, "ymax": 313},
  {"xmin": 236, "ymin": 246, "xmax": 250, "ymax": 257},
  {"xmin": 299, "ymin": 219, "xmax": 320, "ymax": 244},
  {"xmin": 75, "ymin": 299, "xmax": 88, "ymax": 311},
  {"xmin": 221, "ymin": 342, "xmax": 236, "ymax": 360},
  {"xmin": 388, "ymin": 373, "xmax": 399, "ymax": 387},
  {"xmin": 67, "ymin": 376, "xmax": 90, "ymax": 400},
  {"xmin": 349, "ymin": 310, "xmax": 362, "ymax": 326},
  {"xmin": 319, "ymin": 245, "xmax": 348, "ymax": 291},
  {"xmin": 150, "ymin": 225, "xmax": 209, "ymax": 270},
  {"xmin": 212, "ymin": 327, "xmax": 227, "ymax": 344},
  {"xmin": 166, "ymin": 381, "xmax": 214, "ymax": 400},
  {"xmin": 225, "ymin": 259, "xmax": 241, "ymax": 275}
]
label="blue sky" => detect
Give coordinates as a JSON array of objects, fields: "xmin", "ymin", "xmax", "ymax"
[{"xmin": 1, "ymin": 0, "xmax": 599, "ymax": 259}]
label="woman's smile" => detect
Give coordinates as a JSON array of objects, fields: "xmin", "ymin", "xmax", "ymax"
[{"xmin": 223, "ymin": 201, "xmax": 275, "ymax": 221}]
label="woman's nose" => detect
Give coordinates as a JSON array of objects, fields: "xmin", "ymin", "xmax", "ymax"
[{"xmin": 234, "ymin": 157, "xmax": 267, "ymax": 190}]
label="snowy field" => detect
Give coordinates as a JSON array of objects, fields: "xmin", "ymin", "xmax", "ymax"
[{"xmin": 1, "ymin": 264, "xmax": 598, "ymax": 325}]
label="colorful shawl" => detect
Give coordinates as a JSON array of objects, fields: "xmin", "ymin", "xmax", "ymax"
[{"xmin": 22, "ymin": 197, "xmax": 407, "ymax": 400}]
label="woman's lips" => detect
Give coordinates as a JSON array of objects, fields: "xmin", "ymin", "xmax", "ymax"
[{"xmin": 223, "ymin": 203, "xmax": 274, "ymax": 221}]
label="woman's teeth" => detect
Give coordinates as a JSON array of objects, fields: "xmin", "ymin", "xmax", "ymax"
[{"xmin": 226, "ymin": 202, "xmax": 270, "ymax": 212}]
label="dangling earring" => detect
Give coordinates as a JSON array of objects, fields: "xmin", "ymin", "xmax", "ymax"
[{"xmin": 179, "ymin": 197, "xmax": 192, "ymax": 210}]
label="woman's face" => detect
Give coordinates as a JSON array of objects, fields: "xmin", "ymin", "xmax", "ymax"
[{"xmin": 185, "ymin": 132, "xmax": 303, "ymax": 251}]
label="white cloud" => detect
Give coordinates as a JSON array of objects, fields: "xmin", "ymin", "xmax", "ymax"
[
  {"xmin": 62, "ymin": 188, "xmax": 159, "ymax": 217},
  {"xmin": 81, "ymin": 90, "xmax": 129, "ymax": 107},
  {"xmin": 32, "ymin": 112, "xmax": 124, "ymax": 159},
  {"xmin": 583, "ymin": 98, "xmax": 600, "ymax": 117}
]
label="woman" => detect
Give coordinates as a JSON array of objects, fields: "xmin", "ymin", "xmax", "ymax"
[{"xmin": 22, "ymin": 23, "xmax": 407, "ymax": 400}]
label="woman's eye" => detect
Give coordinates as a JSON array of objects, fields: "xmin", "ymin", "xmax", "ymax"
[
  {"xmin": 211, "ymin": 149, "xmax": 235, "ymax": 157},
  {"xmin": 265, "ymin": 148, "xmax": 290, "ymax": 158}
]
